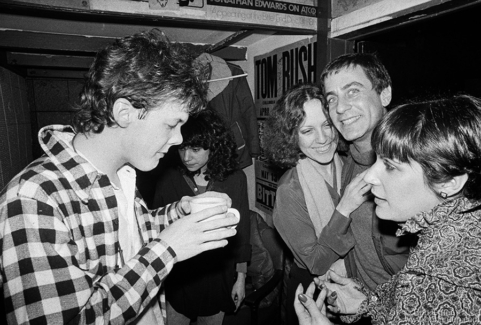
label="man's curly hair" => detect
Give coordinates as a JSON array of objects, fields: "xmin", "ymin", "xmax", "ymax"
[
  {"xmin": 178, "ymin": 109, "xmax": 239, "ymax": 182},
  {"xmin": 263, "ymin": 83, "xmax": 335, "ymax": 169},
  {"xmin": 73, "ymin": 28, "xmax": 209, "ymax": 134}
]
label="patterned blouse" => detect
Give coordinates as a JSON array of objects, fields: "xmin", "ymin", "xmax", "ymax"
[
  {"xmin": 1, "ymin": 125, "xmax": 180, "ymax": 324},
  {"xmin": 362, "ymin": 197, "xmax": 481, "ymax": 324}
]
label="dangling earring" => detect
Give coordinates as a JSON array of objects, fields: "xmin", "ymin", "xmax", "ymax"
[{"xmin": 440, "ymin": 191, "xmax": 448, "ymax": 199}]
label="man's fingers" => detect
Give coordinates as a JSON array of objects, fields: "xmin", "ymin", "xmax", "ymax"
[
  {"xmin": 176, "ymin": 197, "xmax": 192, "ymax": 215},
  {"xmin": 360, "ymin": 183, "xmax": 373, "ymax": 195},
  {"xmin": 198, "ymin": 239, "xmax": 230, "ymax": 252},
  {"xmin": 190, "ymin": 205, "xmax": 228, "ymax": 222},
  {"xmin": 201, "ymin": 227, "xmax": 237, "ymax": 241},
  {"xmin": 196, "ymin": 191, "xmax": 232, "ymax": 207},
  {"xmin": 198, "ymin": 214, "xmax": 239, "ymax": 231},
  {"xmin": 328, "ymin": 269, "xmax": 349, "ymax": 285}
]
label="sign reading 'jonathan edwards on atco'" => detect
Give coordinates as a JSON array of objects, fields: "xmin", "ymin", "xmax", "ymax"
[{"xmin": 206, "ymin": 0, "xmax": 318, "ymax": 17}]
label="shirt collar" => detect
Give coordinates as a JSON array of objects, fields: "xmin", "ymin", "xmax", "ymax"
[
  {"xmin": 397, "ymin": 196, "xmax": 480, "ymax": 235},
  {"xmin": 38, "ymin": 125, "xmax": 103, "ymax": 203}
]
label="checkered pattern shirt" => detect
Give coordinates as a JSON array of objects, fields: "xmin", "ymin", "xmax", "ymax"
[{"xmin": 1, "ymin": 125, "xmax": 179, "ymax": 324}]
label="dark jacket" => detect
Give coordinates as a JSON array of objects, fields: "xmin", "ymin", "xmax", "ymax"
[
  {"xmin": 152, "ymin": 167, "xmax": 251, "ymax": 317},
  {"xmin": 208, "ymin": 64, "xmax": 260, "ymax": 169}
]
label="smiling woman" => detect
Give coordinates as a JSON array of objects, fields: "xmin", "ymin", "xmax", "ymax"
[
  {"xmin": 262, "ymin": 83, "xmax": 373, "ymax": 325},
  {"xmin": 298, "ymin": 98, "xmax": 338, "ymax": 165}
]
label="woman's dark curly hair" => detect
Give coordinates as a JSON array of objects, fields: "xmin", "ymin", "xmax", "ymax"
[
  {"xmin": 373, "ymin": 94, "xmax": 481, "ymax": 200},
  {"xmin": 73, "ymin": 28, "xmax": 209, "ymax": 134},
  {"xmin": 262, "ymin": 83, "xmax": 337, "ymax": 169},
  {"xmin": 177, "ymin": 109, "xmax": 239, "ymax": 182}
]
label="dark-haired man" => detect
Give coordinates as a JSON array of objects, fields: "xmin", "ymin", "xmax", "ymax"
[{"xmin": 321, "ymin": 53, "xmax": 413, "ymax": 292}]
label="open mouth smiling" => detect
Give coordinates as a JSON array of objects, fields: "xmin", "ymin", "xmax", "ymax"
[
  {"xmin": 340, "ymin": 115, "xmax": 361, "ymax": 125},
  {"xmin": 313, "ymin": 144, "xmax": 332, "ymax": 153}
]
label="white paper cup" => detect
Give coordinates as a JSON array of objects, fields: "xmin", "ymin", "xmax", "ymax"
[{"xmin": 190, "ymin": 197, "xmax": 240, "ymax": 228}]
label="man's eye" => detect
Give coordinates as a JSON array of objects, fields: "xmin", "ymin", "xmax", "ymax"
[
  {"xmin": 327, "ymin": 97, "xmax": 336, "ymax": 105},
  {"xmin": 348, "ymin": 88, "xmax": 360, "ymax": 96}
]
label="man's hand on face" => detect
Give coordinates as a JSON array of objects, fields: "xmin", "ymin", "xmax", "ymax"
[{"xmin": 159, "ymin": 204, "xmax": 238, "ymax": 261}]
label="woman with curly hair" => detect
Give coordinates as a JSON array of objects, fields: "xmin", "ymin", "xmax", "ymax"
[
  {"xmin": 263, "ymin": 83, "xmax": 371, "ymax": 325},
  {"xmin": 153, "ymin": 109, "xmax": 250, "ymax": 325}
]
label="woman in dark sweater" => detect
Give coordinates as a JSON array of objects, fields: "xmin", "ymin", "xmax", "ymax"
[{"xmin": 153, "ymin": 109, "xmax": 250, "ymax": 325}]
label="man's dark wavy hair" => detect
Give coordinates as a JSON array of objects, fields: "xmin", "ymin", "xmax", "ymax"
[
  {"xmin": 262, "ymin": 83, "xmax": 337, "ymax": 169},
  {"xmin": 73, "ymin": 28, "xmax": 209, "ymax": 134},
  {"xmin": 373, "ymin": 95, "xmax": 481, "ymax": 200},
  {"xmin": 178, "ymin": 109, "xmax": 238, "ymax": 182},
  {"xmin": 320, "ymin": 53, "xmax": 392, "ymax": 95}
]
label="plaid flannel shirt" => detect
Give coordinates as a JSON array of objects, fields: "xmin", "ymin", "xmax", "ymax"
[{"xmin": 1, "ymin": 125, "xmax": 180, "ymax": 324}]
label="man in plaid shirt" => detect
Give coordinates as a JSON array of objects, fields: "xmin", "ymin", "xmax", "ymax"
[{"xmin": 0, "ymin": 29, "xmax": 239, "ymax": 324}]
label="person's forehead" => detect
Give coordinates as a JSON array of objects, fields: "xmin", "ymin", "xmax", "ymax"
[
  {"xmin": 303, "ymin": 99, "xmax": 327, "ymax": 120},
  {"xmin": 156, "ymin": 99, "xmax": 189, "ymax": 113},
  {"xmin": 148, "ymin": 101, "xmax": 189, "ymax": 124},
  {"xmin": 325, "ymin": 65, "xmax": 372, "ymax": 87}
]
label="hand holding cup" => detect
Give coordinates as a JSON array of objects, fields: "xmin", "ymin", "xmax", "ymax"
[
  {"xmin": 190, "ymin": 196, "xmax": 240, "ymax": 231},
  {"xmin": 159, "ymin": 198, "xmax": 238, "ymax": 261}
]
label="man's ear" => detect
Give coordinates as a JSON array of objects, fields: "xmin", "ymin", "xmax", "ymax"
[
  {"xmin": 436, "ymin": 174, "xmax": 469, "ymax": 198},
  {"xmin": 112, "ymin": 98, "xmax": 135, "ymax": 127},
  {"xmin": 380, "ymin": 86, "xmax": 392, "ymax": 107}
]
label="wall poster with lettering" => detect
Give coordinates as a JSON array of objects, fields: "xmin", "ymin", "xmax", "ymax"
[
  {"xmin": 205, "ymin": 0, "xmax": 318, "ymax": 29},
  {"xmin": 254, "ymin": 36, "xmax": 317, "ymax": 214}
]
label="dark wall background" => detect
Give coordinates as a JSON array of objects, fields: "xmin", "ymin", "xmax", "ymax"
[
  {"xmin": 0, "ymin": 67, "xmax": 31, "ymax": 190},
  {"xmin": 28, "ymin": 78, "xmax": 84, "ymax": 159},
  {"xmin": 356, "ymin": 3, "xmax": 481, "ymax": 107}
]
